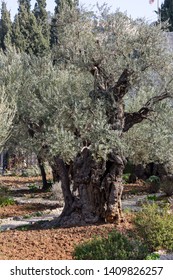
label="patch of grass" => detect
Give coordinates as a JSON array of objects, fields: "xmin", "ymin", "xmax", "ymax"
[
  {"xmin": 28, "ymin": 184, "xmax": 40, "ymax": 192},
  {"xmin": 145, "ymin": 252, "xmax": 160, "ymax": 260},
  {"xmin": 15, "ymin": 225, "xmax": 32, "ymax": 231},
  {"xmin": 35, "ymin": 211, "xmax": 43, "ymax": 217},
  {"xmin": 73, "ymin": 230, "xmax": 148, "ymax": 260},
  {"xmin": 147, "ymin": 194, "xmax": 157, "ymax": 201},
  {"xmin": 0, "ymin": 197, "xmax": 15, "ymax": 207},
  {"xmin": 23, "ymin": 214, "xmax": 32, "ymax": 219},
  {"xmin": 23, "ymin": 211, "xmax": 43, "ymax": 219}
]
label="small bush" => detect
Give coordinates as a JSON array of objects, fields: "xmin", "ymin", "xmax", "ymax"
[
  {"xmin": 21, "ymin": 166, "xmax": 41, "ymax": 177},
  {"xmin": 0, "ymin": 197, "xmax": 15, "ymax": 207},
  {"xmin": 145, "ymin": 253, "xmax": 160, "ymax": 260},
  {"xmin": 122, "ymin": 173, "xmax": 131, "ymax": 184},
  {"xmin": 73, "ymin": 230, "xmax": 148, "ymax": 260},
  {"xmin": 0, "ymin": 187, "xmax": 14, "ymax": 206},
  {"xmin": 147, "ymin": 195, "xmax": 157, "ymax": 201},
  {"xmin": 28, "ymin": 184, "xmax": 40, "ymax": 192},
  {"xmin": 16, "ymin": 225, "xmax": 31, "ymax": 231},
  {"xmin": 134, "ymin": 203, "xmax": 173, "ymax": 251},
  {"xmin": 160, "ymin": 179, "xmax": 173, "ymax": 196}
]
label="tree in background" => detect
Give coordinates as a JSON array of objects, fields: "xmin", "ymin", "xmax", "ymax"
[
  {"xmin": 18, "ymin": 0, "xmax": 31, "ymax": 13},
  {"xmin": 0, "ymin": 91, "xmax": 16, "ymax": 151},
  {"xmin": 12, "ymin": 0, "xmax": 49, "ymax": 55},
  {"xmin": 0, "ymin": 1, "xmax": 12, "ymax": 51},
  {"xmin": 0, "ymin": 50, "xmax": 20, "ymax": 151},
  {"xmin": 50, "ymin": 0, "xmax": 78, "ymax": 48},
  {"xmin": 33, "ymin": 0, "xmax": 50, "ymax": 53},
  {"xmin": 54, "ymin": 0, "xmax": 78, "ymax": 14},
  {"xmin": 160, "ymin": 0, "xmax": 173, "ymax": 31}
]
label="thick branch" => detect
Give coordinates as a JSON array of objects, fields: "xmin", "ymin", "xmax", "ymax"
[
  {"xmin": 113, "ymin": 68, "xmax": 134, "ymax": 100},
  {"xmin": 145, "ymin": 91, "xmax": 171, "ymax": 107},
  {"xmin": 123, "ymin": 91, "xmax": 171, "ymax": 132}
]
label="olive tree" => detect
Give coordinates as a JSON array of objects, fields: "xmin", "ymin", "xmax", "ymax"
[
  {"xmin": 0, "ymin": 90, "xmax": 16, "ymax": 151},
  {"xmin": 46, "ymin": 5, "xmax": 173, "ymax": 226},
  {"xmin": 8, "ymin": 5, "xmax": 173, "ymax": 226},
  {"xmin": 0, "ymin": 50, "xmax": 19, "ymax": 152}
]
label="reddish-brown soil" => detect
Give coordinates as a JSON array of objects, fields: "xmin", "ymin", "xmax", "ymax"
[
  {"xmin": 0, "ymin": 175, "xmax": 139, "ymax": 260},
  {"xmin": 0, "ymin": 217, "xmax": 134, "ymax": 260},
  {"xmin": 0, "ymin": 204, "xmax": 57, "ymax": 219},
  {"xmin": 0, "ymin": 175, "xmax": 45, "ymax": 186}
]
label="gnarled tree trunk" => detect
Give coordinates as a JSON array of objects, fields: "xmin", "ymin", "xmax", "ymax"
[{"xmin": 46, "ymin": 149, "xmax": 125, "ymax": 227}]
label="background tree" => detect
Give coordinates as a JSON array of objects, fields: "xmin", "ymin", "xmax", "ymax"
[
  {"xmin": 0, "ymin": 50, "xmax": 20, "ymax": 150},
  {"xmin": 160, "ymin": 0, "xmax": 173, "ymax": 31},
  {"xmin": 0, "ymin": 1, "xmax": 12, "ymax": 51},
  {"xmin": 0, "ymin": 91, "xmax": 16, "ymax": 151},
  {"xmin": 33, "ymin": 0, "xmax": 50, "ymax": 53},
  {"xmin": 50, "ymin": 0, "xmax": 78, "ymax": 48},
  {"xmin": 18, "ymin": 0, "xmax": 31, "ymax": 13},
  {"xmin": 12, "ymin": 0, "xmax": 49, "ymax": 55}
]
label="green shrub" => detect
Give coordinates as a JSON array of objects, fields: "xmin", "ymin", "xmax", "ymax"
[
  {"xmin": 147, "ymin": 194, "xmax": 157, "ymax": 201},
  {"xmin": 122, "ymin": 173, "xmax": 131, "ymax": 184},
  {"xmin": 35, "ymin": 211, "xmax": 43, "ymax": 217},
  {"xmin": 145, "ymin": 252, "xmax": 160, "ymax": 260},
  {"xmin": 0, "ymin": 196, "xmax": 15, "ymax": 207},
  {"xmin": 73, "ymin": 230, "xmax": 148, "ymax": 260},
  {"xmin": 23, "ymin": 211, "xmax": 43, "ymax": 219},
  {"xmin": 28, "ymin": 184, "xmax": 40, "ymax": 191},
  {"xmin": 16, "ymin": 225, "xmax": 31, "ymax": 231},
  {"xmin": 21, "ymin": 166, "xmax": 41, "ymax": 177},
  {"xmin": 0, "ymin": 187, "xmax": 15, "ymax": 207},
  {"xmin": 134, "ymin": 203, "xmax": 173, "ymax": 251}
]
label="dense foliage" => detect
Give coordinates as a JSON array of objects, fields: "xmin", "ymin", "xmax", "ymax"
[
  {"xmin": 0, "ymin": 0, "xmax": 78, "ymax": 55},
  {"xmin": 73, "ymin": 230, "xmax": 148, "ymax": 260},
  {"xmin": 160, "ymin": 0, "xmax": 173, "ymax": 31},
  {"xmin": 0, "ymin": 50, "xmax": 19, "ymax": 150},
  {"xmin": 134, "ymin": 203, "xmax": 173, "ymax": 251}
]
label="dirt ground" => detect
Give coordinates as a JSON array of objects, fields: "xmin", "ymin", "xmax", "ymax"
[
  {"xmin": 0, "ymin": 220, "xmax": 134, "ymax": 260},
  {"xmin": 0, "ymin": 176, "xmax": 140, "ymax": 260}
]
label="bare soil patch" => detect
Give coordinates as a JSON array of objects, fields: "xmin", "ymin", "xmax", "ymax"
[
  {"xmin": 0, "ymin": 216, "xmax": 133, "ymax": 260},
  {"xmin": 0, "ymin": 204, "xmax": 57, "ymax": 219},
  {"xmin": 0, "ymin": 175, "xmax": 45, "ymax": 186}
]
